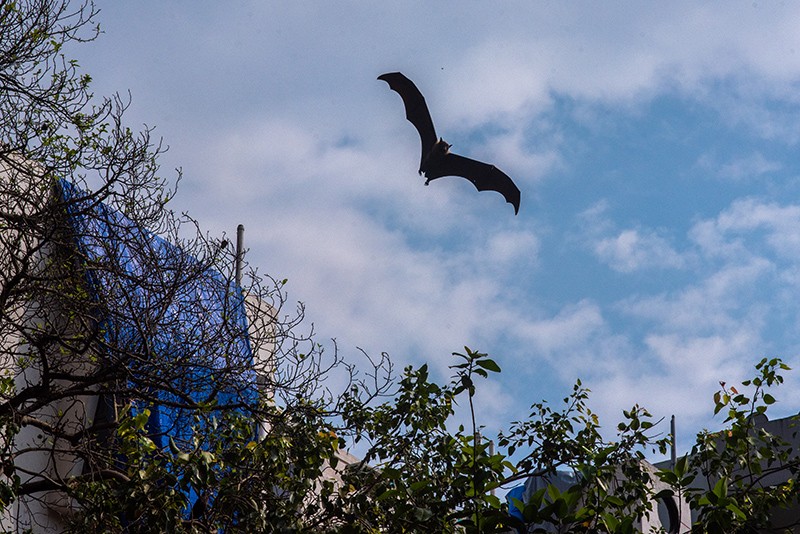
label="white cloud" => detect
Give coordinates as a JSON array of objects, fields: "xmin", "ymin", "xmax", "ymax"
[
  {"xmin": 578, "ymin": 200, "xmax": 615, "ymax": 233},
  {"xmin": 170, "ymin": 117, "xmax": 547, "ymax": 386},
  {"xmin": 619, "ymin": 259, "xmax": 771, "ymax": 334},
  {"xmin": 571, "ymin": 194, "xmax": 800, "ymax": 438},
  {"xmin": 594, "ymin": 229, "xmax": 687, "ymax": 273},
  {"xmin": 479, "ymin": 231, "xmax": 540, "ymax": 271},
  {"xmin": 696, "ymin": 152, "xmax": 783, "ymax": 182},
  {"xmin": 691, "ymin": 198, "xmax": 800, "ymax": 261},
  {"xmin": 517, "ymin": 300, "xmax": 605, "ymax": 357},
  {"xmin": 580, "ymin": 200, "xmax": 689, "ymax": 273},
  {"xmin": 645, "ymin": 331, "xmax": 758, "ymax": 379},
  {"xmin": 513, "ymin": 300, "xmax": 636, "ymax": 383}
]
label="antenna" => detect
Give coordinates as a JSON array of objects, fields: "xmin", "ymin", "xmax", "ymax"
[
  {"xmin": 670, "ymin": 414, "xmax": 677, "ymax": 468},
  {"xmin": 235, "ymin": 224, "xmax": 245, "ymax": 287}
]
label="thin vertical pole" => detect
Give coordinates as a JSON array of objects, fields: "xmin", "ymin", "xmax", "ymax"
[
  {"xmin": 235, "ymin": 224, "xmax": 244, "ymax": 287},
  {"xmin": 670, "ymin": 414, "xmax": 677, "ymax": 468}
]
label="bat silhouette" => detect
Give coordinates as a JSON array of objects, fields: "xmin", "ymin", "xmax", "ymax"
[{"xmin": 378, "ymin": 72, "xmax": 520, "ymax": 215}]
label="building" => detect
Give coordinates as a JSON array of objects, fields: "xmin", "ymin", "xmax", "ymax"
[
  {"xmin": 0, "ymin": 169, "xmax": 272, "ymax": 531},
  {"xmin": 654, "ymin": 412, "xmax": 800, "ymax": 533},
  {"xmin": 505, "ymin": 462, "xmax": 691, "ymax": 533},
  {"xmin": 504, "ymin": 411, "xmax": 800, "ymax": 533}
]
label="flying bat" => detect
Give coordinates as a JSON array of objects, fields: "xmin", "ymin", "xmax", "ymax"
[{"xmin": 378, "ymin": 71, "xmax": 520, "ymax": 215}]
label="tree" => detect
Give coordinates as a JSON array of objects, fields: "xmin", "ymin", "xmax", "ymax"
[
  {"xmin": 2, "ymin": 2, "xmax": 800, "ymax": 533},
  {"xmin": 0, "ymin": 1, "xmax": 381, "ymax": 531},
  {"xmin": 658, "ymin": 358, "xmax": 800, "ymax": 533}
]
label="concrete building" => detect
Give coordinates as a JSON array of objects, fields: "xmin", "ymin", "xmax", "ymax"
[
  {"xmin": 505, "ymin": 462, "xmax": 692, "ymax": 533},
  {"xmin": 654, "ymin": 412, "xmax": 800, "ymax": 533},
  {"xmin": 505, "ymin": 413, "xmax": 800, "ymax": 532},
  {"xmin": 0, "ymin": 170, "xmax": 273, "ymax": 531}
]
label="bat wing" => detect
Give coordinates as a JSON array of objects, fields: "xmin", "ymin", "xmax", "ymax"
[
  {"xmin": 378, "ymin": 72, "xmax": 438, "ymax": 169},
  {"xmin": 427, "ymin": 153, "xmax": 521, "ymax": 215}
]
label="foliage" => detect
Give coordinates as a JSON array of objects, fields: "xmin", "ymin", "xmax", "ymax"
[
  {"xmin": 498, "ymin": 379, "xmax": 669, "ymax": 533},
  {"xmin": 327, "ymin": 348, "xmax": 515, "ymax": 533},
  {"xmin": 657, "ymin": 357, "xmax": 800, "ymax": 533}
]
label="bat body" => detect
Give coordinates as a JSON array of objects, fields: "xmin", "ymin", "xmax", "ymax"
[{"xmin": 378, "ymin": 72, "xmax": 521, "ymax": 215}]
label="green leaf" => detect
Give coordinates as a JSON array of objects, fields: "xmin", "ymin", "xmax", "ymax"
[
  {"xmin": 657, "ymin": 470, "xmax": 678, "ymax": 485},
  {"xmin": 601, "ymin": 512, "xmax": 619, "ymax": 530},
  {"xmin": 606, "ymin": 495, "xmax": 625, "ymax": 507},
  {"xmin": 726, "ymin": 501, "xmax": 746, "ymax": 520},
  {"xmin": 476, "ymin": 358, "xmax": 501, "ymax": 373},
  {"xmin": 654, "ymin": 488, "xmax": 674, "ymax": 501},
  {"xmin": 675, "ymin": 454, "xmax": 688, "ymax": 477},
  {"xmin": 546, "ymin": 483, "xmax": 562, "ymax": 502},
  {"xmin": 376, "ymin": 488, "xmax": 401, "ymax": 501},
  {"xmin": 409, "ymin": 479, "xmax": 430, "ymax": 492},
  {"xmin": 712, "ymin": 477, "xmax": 728, "ymax": 499}
]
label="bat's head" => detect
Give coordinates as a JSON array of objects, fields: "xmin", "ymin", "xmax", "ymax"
[{"xmin": 434, "ymin": 138, "xmax": 451, "ymax": 155}]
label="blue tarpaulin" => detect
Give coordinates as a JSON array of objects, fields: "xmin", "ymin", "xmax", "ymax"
[{"xmin": 59, "ymin": 180, "xmax": 258, "ymax": 448}]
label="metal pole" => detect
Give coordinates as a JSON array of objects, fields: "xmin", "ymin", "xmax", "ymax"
[
  {"xmin": 235, "ymin": 224, "xmax": 244, "ymax": 287},
  {"xmin": 670, "ymin": 414, "xmax": 677, "ymax": 468}
]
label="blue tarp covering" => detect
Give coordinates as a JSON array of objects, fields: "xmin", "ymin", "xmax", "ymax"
[
  {"xmin": 59, "ymin": 180, "xmax": 258, "ymax": 448},
  {"xmin": 506, "ymin": 484, "xmax": 525, "ymax": 520},
  {"xmin": 505, "ymin": 471, "xmax": 582, "ymax": 532}
]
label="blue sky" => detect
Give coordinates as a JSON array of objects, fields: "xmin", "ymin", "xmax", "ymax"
[{"xmin": 75, "ymin": 2, "xmax": 800, "ymax": 456}]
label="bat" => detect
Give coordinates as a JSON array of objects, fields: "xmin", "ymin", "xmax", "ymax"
[{"xmin": 378, "ymin": 72, "xmax": 521, "ymax": 215}]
